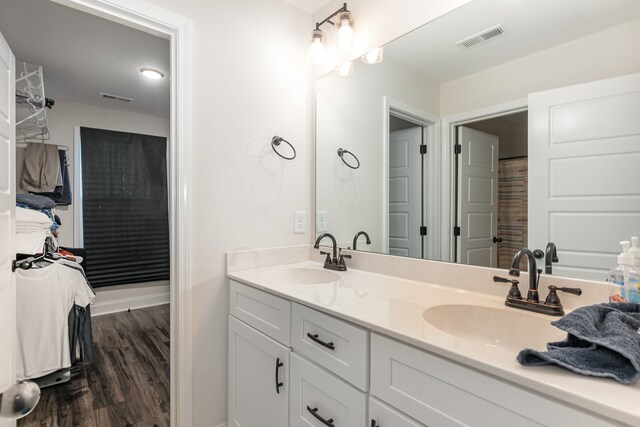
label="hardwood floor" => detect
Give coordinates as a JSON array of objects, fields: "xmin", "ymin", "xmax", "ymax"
[{"xmin": 19, "ymin": 304, "xmax": 170, "ymax": 427}]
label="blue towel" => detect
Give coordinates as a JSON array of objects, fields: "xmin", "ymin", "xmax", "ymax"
[{"xmin": 517, "ymin": 303, "xmax": 640, "ymax": 384}]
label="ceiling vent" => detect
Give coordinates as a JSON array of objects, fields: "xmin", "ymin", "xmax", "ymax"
[
  {"xmin": 100, "ymin": 92, "xmax": 134, "ymax": 103},
  {"xmin": 456, "ymin": 25, "xmax": 505, "ymax": 50}
]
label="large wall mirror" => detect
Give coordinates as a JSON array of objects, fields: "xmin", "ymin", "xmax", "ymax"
[{"xmin": 315, "ymin": 0, "xmax": 640, "ymax": 282}]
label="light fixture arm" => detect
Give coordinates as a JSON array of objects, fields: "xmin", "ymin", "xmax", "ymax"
[{"xmin": 314, "ymin": 3, "xmax": 349, "ymax": 31}]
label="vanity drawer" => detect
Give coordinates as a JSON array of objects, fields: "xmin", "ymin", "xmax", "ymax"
[
  {"xmin": 371, "ymin": 334, "xmax": 616, "ymax": 427},
  {"xmin": 289, "ymin": 352, "xmax": 367, "ymax": 427},
  {"xmin": 291, "ymin": 303, "xmax": 369, "ymax": 391},
  {"xmin": 229, "ymin": 280, "xmax": 291, "ymax": 345},
  {"xmin": 369, "ymin": 397, "xmax": 424, "ymax": 427}
]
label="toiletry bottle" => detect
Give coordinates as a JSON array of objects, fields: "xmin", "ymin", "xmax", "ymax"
[{"xmin": 608, "ymin": 241, "xmax": 640, "ymax": 303}]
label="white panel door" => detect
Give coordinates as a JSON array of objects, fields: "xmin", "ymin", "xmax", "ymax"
[
  {"xmin": 389, "ymin": 127, "xmax": 423, "ymax": 258},
  {"xmin": 228, "ymin": 316, "xmax": 290, "ymax": 427},
  {"xmin": 529, "ymin": 73, "xmax": 640, "ymax": 281},
  {"xmin": 457, "ymin": 126, "xmax": 499, "ymax": 267},
  {"xmin": 0, "ymin": 30, "xmax": 16, "ymax": 427}
]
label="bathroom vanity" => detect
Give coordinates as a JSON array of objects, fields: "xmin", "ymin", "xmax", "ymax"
[{"xmin": 226, "ymin": 246, "xmax": 640, "ymax": 427}]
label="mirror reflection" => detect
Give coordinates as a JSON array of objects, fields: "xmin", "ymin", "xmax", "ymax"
[{"xmin": 315, "ymin": 0, "xmax": 640, "ymax": 281}]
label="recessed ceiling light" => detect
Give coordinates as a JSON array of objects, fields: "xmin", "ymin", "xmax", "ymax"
[{"xmin": 140, "ymin": 67, "xmax": 165, "ymax": 80}]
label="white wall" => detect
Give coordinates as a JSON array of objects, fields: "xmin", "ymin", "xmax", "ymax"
[
  {"xmin": 440, "ymin": 18, "xmax": 640, "ymax": 116},
  {"xmin": 316, "ymin": 57, "xmax": 439, "ymax": 251}
]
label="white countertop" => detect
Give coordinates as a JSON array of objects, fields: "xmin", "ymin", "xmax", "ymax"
[{"xmin": 227, "ymin": 261, "xmax": 640, "ymax": 426}]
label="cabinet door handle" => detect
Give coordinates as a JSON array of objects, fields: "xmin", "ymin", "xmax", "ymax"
[
  {"xmin": 306, "ymin": 406, "xmax": 335, "ymax": 427},
  {"xmin": 371, "ymin": 420, "xmax": 380, "ymax": 427},
  {"xmin": 307, "ymin": 333, "xmax": 335, "ymax": 350},
  {"xmin": 275, "ymin": 357, "xmax": 284, "ymax": 394}
]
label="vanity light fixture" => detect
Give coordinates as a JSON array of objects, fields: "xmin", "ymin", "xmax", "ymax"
[
  {"xmin": 309, "ymin": 3, "xmax": 354, "ymax": 65},
  {"xmin": 362, "ymin": 47, "xmax": 383, "ymax": 64},
  {"xmin": 139, "ymin": 67, "xmax": 165, "ymax": 80},
  {"xmin": 336, "ymin": 61, "xmax": 354, "ymax": 77}
]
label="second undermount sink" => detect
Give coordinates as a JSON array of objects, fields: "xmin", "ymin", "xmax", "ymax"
[
  {"xmin": 261, "ymin": 267, "xmax": 340, "ymax": 284},
  {"xmin": 423, "ymin": 304, "xmax": 566, "ymax": 352}
]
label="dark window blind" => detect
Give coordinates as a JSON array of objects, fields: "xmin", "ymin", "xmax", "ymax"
[{"xmin": 80, "ymin": 127, "xmax": 169, "ymax": 287}]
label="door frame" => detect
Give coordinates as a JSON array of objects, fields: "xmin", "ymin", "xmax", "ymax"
[
  {"xmin": 382, "ymin": 97, "xmax": 439, "ymax": 257},
  {"xmin": 52, "ymin": 0, "xmax": 193, "ymax": 425},
  {"xmin": 441, "ymin": 98, "xmax": 527, "ymax": 263}
]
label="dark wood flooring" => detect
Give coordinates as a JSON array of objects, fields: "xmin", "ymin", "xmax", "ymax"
[{"xmin": 19, "ymin": 304, "xmax": 170, "ymax": 427}]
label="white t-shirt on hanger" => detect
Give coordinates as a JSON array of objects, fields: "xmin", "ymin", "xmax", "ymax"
[{"xmin": 16, "ymin": 262, "xmax": 95, "ymax": 380}]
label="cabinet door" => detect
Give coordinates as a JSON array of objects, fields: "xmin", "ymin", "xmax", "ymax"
[
  {"xmin": 289, "ymin": 352, "xmax": 367, "ymax": 427},
  {"xmin": 228, "ymin": 315, "xmax": 290, "ymax": 427}
]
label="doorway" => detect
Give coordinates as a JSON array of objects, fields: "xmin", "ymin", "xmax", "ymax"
[
  {"xmin": 451, "ymin": 109, "xmax": 529, "ymax": 269},
  {"xmin": 0, "ymin": 0, "xmax": 192, "ymax": 425},
  {"xmin": 383, "ymin": 98, "xmax": 439, "ymax": 260}
]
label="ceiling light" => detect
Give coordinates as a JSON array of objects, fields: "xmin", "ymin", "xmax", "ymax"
[
  {"xmin": 336, "ymin": 61, "xmax": 354, "ymax": 77},
  {"xmin": 362, "ymin": 47, "xmax": 383, "ymax": 65},
  {"xmin": 140, "ymin": 67, "xmax": 165, "ymax": 80},
  {"xmin": 309, "ymin": 29, "xmax": 326, "ymax": 65},
  {"xmin": 335, "ymin": 11, "xmax": 354, "ymax": 50},
  {"xmin": 309, "ymin": 3, "xmax": 355, "ymax": 65}
]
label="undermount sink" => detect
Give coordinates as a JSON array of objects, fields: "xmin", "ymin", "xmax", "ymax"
[
  {"xmin": 261, "ymin": 267, "xmax": 340, "ymax": 284},
  {"xmin": 423, "ymin": 304, "xmax": 566, "ymax": 352}
]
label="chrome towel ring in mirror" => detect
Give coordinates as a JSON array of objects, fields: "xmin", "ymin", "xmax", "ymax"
[
  {"xmin": 337, "ymin": 148, "xmax": 360, "ymax": 169},
  {"xmin": 271, "ymin": 135, "xmax": 296, "ymax": 160}
]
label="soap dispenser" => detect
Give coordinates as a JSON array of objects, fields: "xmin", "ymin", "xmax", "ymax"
[{"xmin": 608, "ymin": 241, "xmax": 640, "ymax": 303}]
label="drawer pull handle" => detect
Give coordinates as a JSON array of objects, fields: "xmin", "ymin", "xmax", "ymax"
[
  {"xmin": 371, "ymin": 420, "xmax": 381, "ymax": 427},
  {"xmin": 306, "ymin": 405, "xmax": 335, "ymax": 427},
  {"xmin": 275, "ymin": 357, "xmax": 284, "ymax": 394},
  {"xmin": 307, "ymin": 333, "xmax": 335, "ymax": 350}
]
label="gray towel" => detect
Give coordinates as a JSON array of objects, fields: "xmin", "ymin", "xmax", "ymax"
[
  {"xmin": 16, "ymin": 194, "xmax": 56, "ymax": 210},
  {"xmin": 517, "ymin": 303, "xmax": 640, "ymax": 384}
]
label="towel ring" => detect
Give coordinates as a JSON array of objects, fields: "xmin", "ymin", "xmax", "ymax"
[
  {"xmin": 337, "ymin": 148, "xmax": 360, "ymax": 169},
  {"xmin": 271, "ymin": 136, "xmax": 296, "ymax": 160}
]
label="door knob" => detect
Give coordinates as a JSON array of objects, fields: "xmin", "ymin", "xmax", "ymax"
[
  {"xmin": 0, "ymin": 381, "xmax": 40, "ymax": 419},
  {"xmin": 493, "ymin": 236, "xmax": 502, "ymax": 243}
]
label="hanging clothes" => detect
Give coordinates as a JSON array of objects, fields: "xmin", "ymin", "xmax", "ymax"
[
  {"xmin": 36, "ymin": 149, "xmax": 72, "ymax": 205},
  {"xmin": 20, "ymin": 142, "xmax": 60, "ymax": 193},
  {"xmin": 15, "ymin": 262, "xmax": 95, "ymax": 380}
]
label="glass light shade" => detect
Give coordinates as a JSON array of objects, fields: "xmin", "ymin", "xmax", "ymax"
[
  {"xmin": 140, "ymin": 67, "xmax": 165, "ymax": 80},
  {"xmin": 335, "ymin": 12, "xmax": 354, "ymax": 50},
  {"xmin": 362, "ymin": 47, "xmax": 383, "ymax": 65},
  {"xmin": 309, "ymin": 30, "xmax": 325, "ymax": 65},
  {"xmin": 336, "ymin": 61, "xmax": 354, "ymax": 77}
]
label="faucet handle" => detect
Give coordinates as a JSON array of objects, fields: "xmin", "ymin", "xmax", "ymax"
[
  {"xmin": 493, "ymin": 276, "xmax": 522, "ymax": 299},
  {"xmin": 544, "ymin": 285, "xmax": 582, "ymax": 307},
  {"xmin": 549, "ymin": 285, "xmax": 582, "ymax": 296},
  {"xmin": 319, "ymin": 251, "xmax": 332, "ymax": 264}
]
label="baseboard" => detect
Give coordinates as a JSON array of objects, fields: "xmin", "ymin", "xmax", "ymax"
[
  {"xmin": 213, "ymin": 422, "xmax": 227, "ymax": 427},
  {"xmin": 91, "ymin": 291, "xmax": 170, "ymax": 316}
]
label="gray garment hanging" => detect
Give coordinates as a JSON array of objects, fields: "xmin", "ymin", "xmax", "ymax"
[{"xmin": 20, "ymin": 143, "xmax": 60, "ymax": 192}]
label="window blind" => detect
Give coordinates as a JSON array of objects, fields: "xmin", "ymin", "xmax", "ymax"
[{"xmin": 80, "ymin": 127, "xmax": 169, "ymax": 287}]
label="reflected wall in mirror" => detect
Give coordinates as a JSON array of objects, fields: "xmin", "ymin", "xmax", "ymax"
[{"xmin": 315, "ymin": 0, "xmax": 640, "ymax": 282}]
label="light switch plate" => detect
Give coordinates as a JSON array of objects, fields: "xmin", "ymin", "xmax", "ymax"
[
  {"xmin": 294, "ymin": 211, "xmax": 306, "ymax": 234},
  {"xmin": 316, "ymin": 211, "xmax": 327, "ymax": 232}
]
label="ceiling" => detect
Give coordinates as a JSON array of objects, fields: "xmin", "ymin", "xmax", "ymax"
[
  {"xmin": 282, "ymin": 0, "xmax": 332, "ymax": 15},
  {"xmin": 0, "ymin": 0, "xmax": 170, "ymax": 118},
  {"xmin": 384, "ymin": 0, "xmax": 640, "ymax": 84}
]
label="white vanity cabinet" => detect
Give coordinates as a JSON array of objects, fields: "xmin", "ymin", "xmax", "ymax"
[
  {"xmin": 228, "ymin": 281, "xmax": 292, "ymax": 427},
  {"xmin": 228, "ymin": 316, "xmax": 290, "ymax": 427}
]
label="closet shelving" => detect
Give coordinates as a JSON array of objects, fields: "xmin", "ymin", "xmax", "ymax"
[{"xmin": 16, "ymin": 61, "xmax": 52, "ymax": 143}]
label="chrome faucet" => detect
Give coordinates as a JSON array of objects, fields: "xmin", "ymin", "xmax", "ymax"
[
  {"xmin": 314, "ymin": 233, "xmax": 349, "ymax": 271},
  {"xmin": 352, "ymin": 231, "xmax": 371, "ymax": 250},
  {"xmin": 545, "ymin": 242, "xmax": 559, "ymax": 274},
  {"xmin": 493, "ymin": 247, "xmax": 581, "ymax": 316}
]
